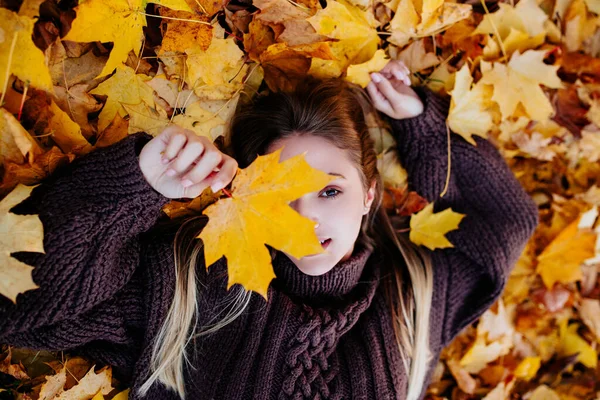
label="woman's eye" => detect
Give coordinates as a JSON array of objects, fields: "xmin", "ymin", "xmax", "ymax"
[{"xmin": 321, "ymin": 188, "xmax": 341, "ymax": 199}]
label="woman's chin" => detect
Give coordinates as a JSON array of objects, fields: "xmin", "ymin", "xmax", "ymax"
[
  {"xmin": 296, "ymin": 262, "xmax": 335, "ymax": 276},
  {"xmin": 295, "ymin": 254, "xmax": 338, "ymax": 276}
]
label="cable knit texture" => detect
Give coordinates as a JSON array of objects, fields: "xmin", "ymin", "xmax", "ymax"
[{"xmin": 0, "ymin": 87, "xmax": 539, "ymax": 400}]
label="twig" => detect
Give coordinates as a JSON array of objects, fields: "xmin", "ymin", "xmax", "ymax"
[
  {"xmin": 138, "ymin": 11, "xmax": 212, "ymax": 25},
  {"xmin": 17, "ymin": 81, "xmax": 28, "ymax": 121}
]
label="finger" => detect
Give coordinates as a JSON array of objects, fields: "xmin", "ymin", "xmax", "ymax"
[
  {"xmin": 366, "ymin": 81, "xmax": 394, "ymax": 116},
  {"xmin": 180, "ymin": 146, "xmax": 223, "ymax": 185},
  {"xmin": 402, "ymin": 63, "xmax": 411, "ymax": 76},
  {"xmin": 206, "ymin": 157, "xmax": 238, "ymax": 192},
  {"xmin": 392, "ymin": 70, "xmax": 411, "ymax": 86},
  {"xmin": 384, "ymin": 61, "xmax": 411, "ymax": 86},
  {"xmin": 379, "ymin": 69, "xmax": 393, "ymax": 80},
  {"xmin": 163, "ymin": 131, "xmax": 188, "ymax": 162},
  {"xmin": 185, "ymin": 157, "xmax": 237, "ymax": 195},
  {"xmin": 372, "ymin": 74, "xmax": 402, "ymax": 114},
  {"xmin": 399, "ymin": 63, "xmax": 412, "ymax": 85},
  {"xmin": 170, "ymin": 139, "xmax": 207, "ymax": 176}
]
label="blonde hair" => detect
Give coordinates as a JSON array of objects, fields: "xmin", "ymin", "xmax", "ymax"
[{"xmin": 137, "ymin": 78, "xmax": 434, "ymax": 400}]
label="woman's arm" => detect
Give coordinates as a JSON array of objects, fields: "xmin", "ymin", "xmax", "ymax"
[
  {"xmin": 384, "ymin": 86, "xmax": 539, "ymax": 346},
  {"xmin": 0, "ymin": 132, "xmax": 171, "ymax": 343}
]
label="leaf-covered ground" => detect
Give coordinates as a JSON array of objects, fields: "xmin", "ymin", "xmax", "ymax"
[{"xmin": 1, "ymin": 0, "xmax": 600, "ymax": 397}]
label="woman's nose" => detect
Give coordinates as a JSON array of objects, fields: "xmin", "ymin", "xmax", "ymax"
[{"xmin": 290, "ymin": 197, "xmax": 319, "ymax": 226}]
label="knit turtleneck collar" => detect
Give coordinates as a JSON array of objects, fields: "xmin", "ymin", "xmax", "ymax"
[{"xmin": 271, "ymin": 242, "xmax": 378, "ymax": 304}]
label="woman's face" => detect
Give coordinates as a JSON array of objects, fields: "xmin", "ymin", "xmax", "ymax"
[{"xmin": 265, "ymin": 134, "xmax": 376, "ymax": 276}]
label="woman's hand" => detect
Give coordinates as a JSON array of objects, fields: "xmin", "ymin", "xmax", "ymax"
[
  {"xmin": 366, "ymin": 60, "xmax": 424, "ymax": 120},
  {"xmin": 139, "ymin": 126, "xmax": 238, "ymax": 199}
]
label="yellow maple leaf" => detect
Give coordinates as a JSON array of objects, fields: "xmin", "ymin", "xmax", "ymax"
[
  {"xmin": 558, "ymin": 319, "xmax": 598, "ymax": 368},
  {"xmin": 0, "ymin": 184, "xmax": 44, "ymax": 303},
  {"xmin": 387, "ymin": 0, "xmax": 471, "ymax": 47},
  {"xmin": 447, "ymin": 64, "xmax": 495, "ymax": 145},
  {"xmin": 198, "ymin": 148, "xmax": 338, "ymax": 299},
  {"xmin": 345, "ymin": 49, "xmax": 390, "ymax": 88},
  {"xmin": 536, "ymin": 214, "xmax": 596, "ymax": 289},
  {"xmin": 185, "ymin": 25, "xmax": 248, "ymax": 99},
  {"xmin": 122, "ymin": 101, "xmax": 169, "ymax": 136},
  {"xmin": 0, "ymin": 8, "xmax": 52, "ymax": 92},
  {"xmin": 158, "ymin": 9, "xmax": 212, "ymax": 54},
  {"xmin": 47, "ymin": 102, "xmax": 94, "ymax": 156},
  {"xmin": 396, "ymin": 39, "xmax": 441, "ymax": 73},
  {"xmin": 307, "ymin": 0, "xmax": 380, "ymax": 79},
  {"xmin": 63, "ymin": 0, "xmax": 193, "ymax": 78},
  {"xmin": 479, "ymin": 50, "xmax": 563, "ymax": 121},
  {"xmin": 90, "ymin": 65, "xmax": 155, "ymax": 133},
  {"xmin": 172, "ymin": 95, "xmax": 241, "ymax": 141},
  {"xmin": 409, "ymin": 202, "xmax": 465, "ymax": 250},
  {"xmin": 472, "ymin": 0, "xmax": 548, "ymax": 55},
  {"xmin": 459, "ymin": 334, "xmax": 513, "ymax": 373}
]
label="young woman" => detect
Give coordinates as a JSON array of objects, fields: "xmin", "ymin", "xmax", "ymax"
[{"xmin": 0, "ymin": 60, "xmax": 539, "ymax": 400}]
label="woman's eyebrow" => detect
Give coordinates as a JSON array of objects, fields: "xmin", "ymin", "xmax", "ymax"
[{"xmin": 327, "ymin": 172, "xmax": 346, "ymax": 179}]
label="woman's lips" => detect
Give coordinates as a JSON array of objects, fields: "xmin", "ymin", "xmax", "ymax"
[{"xmin": 321, "ymin": 238, "xmax": 332, "ymax": 249}]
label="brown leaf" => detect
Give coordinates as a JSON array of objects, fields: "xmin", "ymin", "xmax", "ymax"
[
  {"xmin": 259, "ymin": 42, "xmax": 335, "ymax": 92},
  {"xmin": 53, "ymin": 84, "xmax": 103, "ymax": 139},
  {"xmin": 158, "ymin": 9, "xmax": 212, "ymax": 53}
]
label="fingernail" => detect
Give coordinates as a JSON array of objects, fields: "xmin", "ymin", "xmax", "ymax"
[
  {"xmin": 211, "ymin": 181, "xmax": 223, "ymax": 192},
  {"xmin": 371, "ymin": 73, "xmax": 382, "ymax": 83},
  {"xmin": 181, "ymin": 179, "xmax": 193, "ymax": 188},
  {"xmin": 166, "ymin": 169, "xmax": 176, "ymax": 177},
  {"xmin": 161, "ymin": 157, "xmax": 170, "ymax": 164}
]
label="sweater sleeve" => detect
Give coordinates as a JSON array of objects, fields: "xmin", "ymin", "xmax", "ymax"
[
  {"xmin": 384, "ymin": 86, "xmax": 539, "ymax": 347},
  {"xmin": 0, "ymin": 132, "xmax": 171, "ymax": 343}
]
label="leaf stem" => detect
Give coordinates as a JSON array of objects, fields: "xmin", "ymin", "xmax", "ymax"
[{"xmin": 137, "ymin": 11, "xmax": 212, "ymax": 25}]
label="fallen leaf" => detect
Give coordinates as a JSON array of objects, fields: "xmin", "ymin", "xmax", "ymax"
[
  {"xmin": 46, "ymin": 101, "xmax": 93, "ymax": 156},
  {"xmin": 0, "ymin": 8, "xmax": 53, "ymax": 92},
  {"xmin": 0, "ymin": 108, "xmax": 43, "ymax": 166},
  {"xmin": 395, "ymin": 39, "xmax": 441, "ymax": 73},
  {"xmin": 479, "ymin": 50, "xmax": 563, "ymax": 121},
  {"xmin": 447, "ymin": 64, "xmax": 495, "ymax": 145},
  {"xmin": 89, "ymin": 65, "xmax": 155, "ymax": 132},
  {"xmin": 409, "ymin": 202, "xmax": 465, "ymax": 250},
  {"xmin": 578, "ymin": 298, "xmax": 600, "ymax": 341},
  {"xmin": 514, "ymin": 356, "xmax": 541, "ymax": 381},
  {"xmin": 122, "ymin": 101, "xmax": 169, "ymax": 136},
  {"xmin": 158, "ymin": 8, "xmax": 212, "ymax": 54},
  {"xmin": 185, "ymin": 25, "xmax": 248, "ymax": 99},
  {"xmin": 387, "ymin": 0, "xmax": 471, "ymax": 47},
  {"xmin": 172, "ymin": 94, "xmax": 240, "ymax": 140},
  {"xmin": 307, "ymin": 0, "xmax": 380, "ymax": 79},
  {"xmin": 0, "ymin": 183, "xmax": 44, "ymax": 303},
  {"xmin": 63, "ymin": 0, "xmax": 194, "ymax": 78},
  {"xmin": 558, "ymin": 319, "xmax": 598, "ymax": 368},
  {"xmin": 472, "ymin": 0, "xmax": 549, "ymax": 55},
  {"xmin": 536, "ymin": 213, "xmax": 596, "ymax": 288},
  {"xmin": 345, "ymin": 49, "xmax": 390, "ymax": 88}
]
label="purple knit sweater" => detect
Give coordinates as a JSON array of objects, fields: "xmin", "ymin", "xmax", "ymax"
[{"xmin": 1, "ymin": 87, "xmax": 539, "ymax": 399}]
